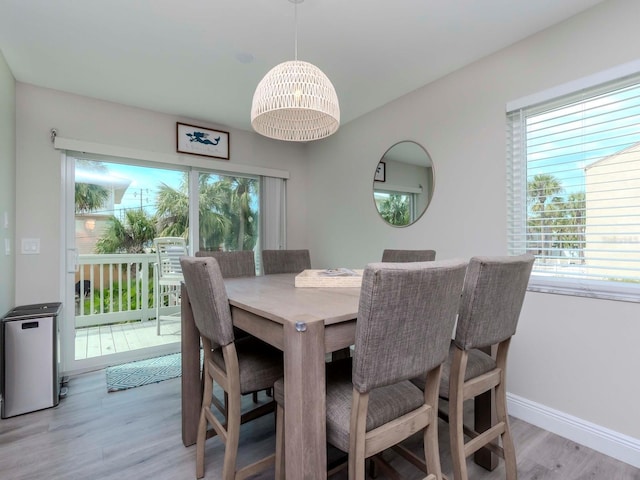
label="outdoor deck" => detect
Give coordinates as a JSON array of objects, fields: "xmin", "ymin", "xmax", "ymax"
[{"xmin": 74, "ymin": 318, "xmax": 181, "ymax": 360}]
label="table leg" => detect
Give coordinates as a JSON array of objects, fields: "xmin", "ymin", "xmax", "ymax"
[
  {"xmin": 181, "ymin": 285, "xmax": 202, "ymax": 447},
  {"xmin": 283, "ymin": 319, "xmax": 327, "ymax": 479}
]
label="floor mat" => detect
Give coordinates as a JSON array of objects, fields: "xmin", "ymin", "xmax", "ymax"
[{"xmin": 106, "ymin": 353, "xmax": 181, "ymax": 392}]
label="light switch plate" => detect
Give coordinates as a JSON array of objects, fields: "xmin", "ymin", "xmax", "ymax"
[{"xmin": 21, "ymin": 238, "xmax": 40, "ymax": 254}]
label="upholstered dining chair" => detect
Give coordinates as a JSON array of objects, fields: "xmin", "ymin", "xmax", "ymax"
[
  {"xmin": 153, "ymin": 236, "xmax": 188, "ymax": 335},
  {"xmin": 274, "ymin": 259, "xmax": 468, "ymax": 479},
  {"xmin": 180, "ymin": 256, "xmax": 283, "ymax": 480},
  {"xmin": 381, "ymin": 249, "xmax": 436, "ymax": 262},
  {"xmin": 195, "ymin": 250, "xmax": 256, "ymax": 277},
  {"xmin": 407, "ymin": 254, "xmax": 534, "ymax": 480},
  {"xmin": 196, "ymin": 248, "xmax": 273, "ymax": 406},
  {"xmin": 261, "ymin": 249, "xmax": 311, "ymax": 274}
]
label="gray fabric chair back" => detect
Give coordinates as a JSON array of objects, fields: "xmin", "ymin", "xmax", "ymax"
[
  {"xmin": 454, "ymin": 254, "xmax": 534, "ymax": 351},
  {"xmin": 381, "ymin": 249, "xmax": 436, "ymax": 262},
  {"xmin": 195, "ymin": 250, "xmax": 256, "ymax": 278},
  {"xmin": 352, "ymin": 259, "xmax": 468, "ymax": 393},
  {"xmin": 180, "ymin": 256, "xmax": 235, "ymax": 348},
  {"xmin": 262, "ymin": 249, "xmax": 311, "ymax": 274}
]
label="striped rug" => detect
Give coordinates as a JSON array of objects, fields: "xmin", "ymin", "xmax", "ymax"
[{"xmin": 106, "ymin": 353, "xmax": 181, "ymax": 392}]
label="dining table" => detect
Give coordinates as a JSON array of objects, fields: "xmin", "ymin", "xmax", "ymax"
[
  {"xmin": 180, "ymin": 272, "xmax": 497, "ymax": 478},
  {"xmin": 181, "ymin": 273, "xmax": 359, "ymax": 479}
]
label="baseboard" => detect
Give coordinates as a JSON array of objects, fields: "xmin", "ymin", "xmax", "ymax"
[{"xmin": 507, "ymin": 393, "xmax": 640, "ymax": 469}]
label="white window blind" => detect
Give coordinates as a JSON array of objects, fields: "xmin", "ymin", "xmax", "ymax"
[{"xmin": 507, "ymin": 74, "xmax": 640, "ymax": 302}]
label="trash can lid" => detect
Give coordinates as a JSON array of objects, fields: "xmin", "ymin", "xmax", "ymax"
[
  {"xmin": 3, "ymin": 302, "xmax": 62, "ymax": 320},
  {"xmin": 11, "ymin": 302, "xmax": 62, "ymax": 311}
]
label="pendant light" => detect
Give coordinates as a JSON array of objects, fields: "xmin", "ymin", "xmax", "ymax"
[{"xmin": 250, "ymin": 0, "xmax": 340, "ymax": 142}]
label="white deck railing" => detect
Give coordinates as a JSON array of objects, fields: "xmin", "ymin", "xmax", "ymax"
[{"xmin": 75, "ymin": 253, "xmax": 162, "ymax": 328}]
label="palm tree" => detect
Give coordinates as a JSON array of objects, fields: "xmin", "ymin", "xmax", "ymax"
[
  {"xmin": 75, "ymin": 183, "xmax": 110, "ymax": 214},
  {"xmin": 557, "ymin": 192, "xmax": 586, "ymax": 262},
  {"xmin": 154, "ymin": 173, "xmax": 258, "ymax": 252},
  {"xmin": 75, "ymin": 159, "xmax": 110, "ymax": 214},
  {"xmin": 221, "ymin": 176, "xmax": 258, "ymax": 251},
  {"xmin": 379, "ymin": 194, "xmax": 410, "ymax": 226},
  {"xmin": 95, "ymin": 209, "xmax": 156, "ymax": 254},
  {"xmin": 527, "ymin": 174, "xmax": 563, "ymax": 258},
  {"xmin": 528, "ymin": 173, "xmax": 563, "ymax": 211},
  {"xmin": 155, "ymin": 178, "xmax": 189, "ymax": 238}
]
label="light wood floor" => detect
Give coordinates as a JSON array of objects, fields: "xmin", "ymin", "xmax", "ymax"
[{"xmin": 0, "ymin": 370, "xmax": 637, "ymax": 480}]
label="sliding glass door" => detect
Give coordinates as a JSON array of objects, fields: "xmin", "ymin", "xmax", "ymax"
[
  {"xmin": 66, "ymin": 155, "xmax": 188, "ymax": 372},
  {"xmin": 62, "ymin": 153, "xmax": 269, "ymax": 373}
]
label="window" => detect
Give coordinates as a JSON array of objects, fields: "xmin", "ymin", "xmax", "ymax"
[
  {"xmin": 373, "ymin": 190, "xmax": 415, "ymax": 226},
  {"xmin": 507, "ymin": 73, "xmax": 640, "ymax": 302}
]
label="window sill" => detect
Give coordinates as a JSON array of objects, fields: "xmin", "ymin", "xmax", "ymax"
[{"xmin": 529, "ymin": 276, "xmax": 640, "ymax": 303}]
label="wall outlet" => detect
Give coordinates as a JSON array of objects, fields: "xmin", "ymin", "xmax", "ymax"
[{"xmin": 4, "ymin": 238, "xmax": 9, "ymax": 255}]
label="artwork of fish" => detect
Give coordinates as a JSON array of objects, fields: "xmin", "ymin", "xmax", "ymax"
[{"xmin": 186, "ymin": 131, "xmax": 221, "ymax": 146}]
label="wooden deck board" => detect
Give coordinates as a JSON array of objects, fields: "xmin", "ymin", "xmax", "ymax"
[
  {"xmin": 85, "ymin": 326, "xmax": 102, "ymax": 359},
  {"xmin": 75, "ymin": 320, "xmax": 181, "ymax": 360},
  {"xmin": 110, "ymin": 323, "xmax": 130, "ymax": 352},
  {"xmin": 99, "ymin": 325, "xmax": 117, "ymax": 355},
  {"xmin": 74, "ymin": 326, "xmax": 88, "ymax": 359}
]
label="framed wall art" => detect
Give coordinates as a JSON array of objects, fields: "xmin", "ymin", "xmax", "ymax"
[{"xmin": 177, "ymin": 122, "xmax": 230, "ymax": 160}]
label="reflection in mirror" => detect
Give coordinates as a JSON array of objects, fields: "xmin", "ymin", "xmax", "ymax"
[{"xmin": 373, "ymin": 141, "xmax": 434, "ymax": 227}]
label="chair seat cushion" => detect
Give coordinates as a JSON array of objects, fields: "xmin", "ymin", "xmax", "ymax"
[
  {"xmin": 326, "ymin": 360, "xmax": 425, "ymax": 452},
  {"xmin": 411, "ymin": 341, "xmax": 496, "ymax": 398},
  {"xmin": 212, "ymin": 336, "xmax": 283, "ymax": 394},
  {"xmin": 277, "ymin": 358, "xmax": 427, "ymax": 452}
]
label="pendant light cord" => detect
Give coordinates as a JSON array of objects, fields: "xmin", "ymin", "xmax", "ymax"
[{"xmin": 294, "ymin": 1, "xmax": 298, "ymax": 61}]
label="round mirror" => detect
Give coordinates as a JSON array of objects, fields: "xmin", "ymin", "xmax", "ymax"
[{"xmin": 373, "ymin": 141, "xmax": 434, "ymax": 227}]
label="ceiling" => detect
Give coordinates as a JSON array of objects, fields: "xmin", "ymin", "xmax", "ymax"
[{"xmin": 0, "ymin": 0, "xmax": 606, "ymax": 135}]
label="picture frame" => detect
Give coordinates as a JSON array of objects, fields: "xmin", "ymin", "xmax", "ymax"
[
  {"xmin": 177, "ymin": 122, "xmax": 230, "ymax": 160},
  {"xmin": 374, "ymin": 161, "xmax": 386, "ymax": 182}
]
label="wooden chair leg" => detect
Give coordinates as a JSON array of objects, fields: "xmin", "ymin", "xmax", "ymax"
[
  {"xmin": 196, "ymin": 371, "xmax": 214, "ymax": 479},
  {"xmin": 196, "ymin": 408, "xmax": 207, "ymax": 479},
  {"xmin": 449, "ymin": 350, "xmax": 469, "ymax": 480},
  {"xmin": 423, "ymin": 414, "xmax": 443, "ymax": 480},
  {"xmin": 222, "ymin": 389, "xmax": 241, "ymax": 480},
  {"xmin": 348, "ymin": 391, "xmax": 368, "ymax": 480},
  {"xmin": 496, "ymin": 378, "xmax": 517, "ymax": 479}
]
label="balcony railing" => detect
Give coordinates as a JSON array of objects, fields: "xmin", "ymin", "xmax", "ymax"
[{"xmin": 75, "ymin": 253, "xmax": 167, "ymax": 328}]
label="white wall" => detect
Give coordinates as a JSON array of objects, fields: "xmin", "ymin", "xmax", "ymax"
[
  {"xmin": 0, "ymin": 50, "xmax": 15, "ymax": 316},
  {"xmin": 306, "ymin": 0, "xmax": 640, "ymax": 443},
  {"xmin": 14, "ymin": 84, "xmax": 309, "ymax": 306}
]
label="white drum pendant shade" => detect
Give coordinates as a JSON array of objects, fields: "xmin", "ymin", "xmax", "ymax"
[{"xmin": 251, "ymin": 60, "xmax": 340, "ymax": 142}]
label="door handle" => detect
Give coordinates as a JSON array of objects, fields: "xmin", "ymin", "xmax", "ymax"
[{"xmin": 67, "ymin": 248, "xmax": 78, "ymax": 273}]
